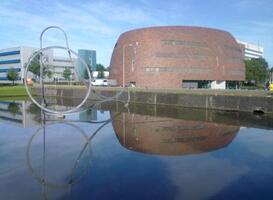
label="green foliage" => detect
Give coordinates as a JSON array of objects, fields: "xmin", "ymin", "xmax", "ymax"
[
  {"xmin": 29, "ymin": 63, "xmax": 53, "ymax": 80},
  {"xmin": 8, "ymin": 102, "xmax": 20, "ymax": 116},
  {"xmin": 29, "ymin": 62, "xmax": 40, "ymax": 76},
  {"xmin": 245, "ymin": 58, "xmax": 269, "ymax": 84},
  {"xmin": 240, "ymin": 83, "xmax": 264, "ymax": 90},
  {"xmin": 28, "ymin": 54, "xmax": 53, "ymax": 80},
  {"xmin": 83, "ymin": 64, "xmax": 92, "ymax": 80},
  {"xmin": 27, "ymin": 103, "xmax": 42, "ymax": 122},
  {"xmin": 6, "ymin": 68, "xmax": 18, "ymax": 85},
  {"xmin": 84, "ymin": 68, "xmax": 91, "ymax": 79},
  {"xmin": 47, "ymin": 70, "xmax": 53, "ymax": 79},
  {"xmin": 96, "ymin": 63, "xmax": 106, "ymax": 71},
  {"xmin": 63, "ymin": 68, "xmax": 72, "ymax": 80},
  {"xmin": 96, "ymin": 63, "xmax": 106, "ymax": 78},
  {"xmin": 28, "ymin": 53, "xmax": 40, "ymax": 77}
]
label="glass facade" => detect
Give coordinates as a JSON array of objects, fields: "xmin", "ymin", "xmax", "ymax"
[
  {"xmin": 226, "ymin": 81, "xmax": 240, "ymax": 89},
  {"xmin": 182, "ymin": 80, "xmax": 212, "ymax": 89},
  {"xmin": 0, "ymin": 48, "xmax": 22, "ymax": 82},
  {"xmin": 182, "ymin": 80, "xmax": 240, "ymax": 89},
  {"xmin": 78, "ymin": 49, "xmax": 96, "ymax": 76}
]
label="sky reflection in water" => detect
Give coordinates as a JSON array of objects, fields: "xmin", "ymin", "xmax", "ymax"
[{"xmin": 0, "ymin": 100, "xmax": 273, "ymax": 200}]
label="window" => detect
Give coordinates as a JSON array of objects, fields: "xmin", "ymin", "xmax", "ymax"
[
  {"xmin": 129, "ymin": 81, "xmax": 136, "ymax": 87},
  {"xmin": 226, "ymin": 81, "xmax": 239, "ymax": 89},
  {"xmin": 0, "ymin": 50, "xmax": 20, "ymax": 57},
  {"xmin": 224, "ymin": 45, "xmax": 242, "ymax": 53},
  {"xmin": 161, "ymin": 40, "xmax": 208, "ymax": 48},
  {"xmin": 0, "ymin": 68, "xmax": 21, "ymax": 73},
  {"xmin": 155, "ymin": 52, "xmax": 208, "ymax": 60},
  {"xmin": 182, "ymin": 80, "xmax": 198, "ymax": 88},
  {"xmin": 0, "ymin": 59, "xmax": 20, "ymax": 64},
  {"xmin": 145, "ymin": 67, "xmax": 211, "ymax": 74},
  {"xmin": 182, "ymin": 80, "xmax": 212, "ymax": 88}
]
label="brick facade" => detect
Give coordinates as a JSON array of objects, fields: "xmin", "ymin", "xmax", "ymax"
[{"xmin": 109, "ymin": 26, "xmax": 245, "ymax": 88}]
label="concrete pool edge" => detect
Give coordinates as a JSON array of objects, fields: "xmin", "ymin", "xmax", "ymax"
[{"xmin": 31, "ymin": 87, "xmax": 273, "ymax": 114}]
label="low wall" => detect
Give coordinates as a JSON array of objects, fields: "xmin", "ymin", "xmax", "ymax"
[{"xmin": 34, "ymin": 87, "xmax": 273, "ymax": 114}]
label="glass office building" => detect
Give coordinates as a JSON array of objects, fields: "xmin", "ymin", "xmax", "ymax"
[
  {"xmin": 78, "ymin": 49, "xmax": 96, "ymax": 77},
  {"xmin": 0, "ymin": 47, "xmax": 37, "ymax": 83}
]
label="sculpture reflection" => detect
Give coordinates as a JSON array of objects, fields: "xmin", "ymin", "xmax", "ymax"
[
  {"xmin": 27, "ymin": 122, "xmax": 92, "ymax": 186},
  {"xmin": 26, "ymin": 112, "xmax": 113, "ymax": 199},
  {"xmin": 112, "ymin": 112, "xmax": 239, "ymax": 156}
]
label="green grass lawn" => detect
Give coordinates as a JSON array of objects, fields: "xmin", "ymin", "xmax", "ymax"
[{"xmin": 0, "ymin": 85, "xmax": 28, "ymax": 97}]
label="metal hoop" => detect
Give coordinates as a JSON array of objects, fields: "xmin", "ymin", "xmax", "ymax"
[
  {"xmin": 24, "ymin": 26, "xmax": 129, "ymax": 116},
  {"xmin": 40, "ymin": 26, "xmax": 71, "ymax": 50},
  {"xmin": 24, "ymin": 46, "xmax": 92, "ymax": 115}
]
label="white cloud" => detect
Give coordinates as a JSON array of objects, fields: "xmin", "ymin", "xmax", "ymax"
[
  {"xmin": 0, "ymin": 0, "xmax": 272, "ymax": 66},
  {"xmin": 0, "ymin": 1, "xmax": 163, "ymax": 66}
]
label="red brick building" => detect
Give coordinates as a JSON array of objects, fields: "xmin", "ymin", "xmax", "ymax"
[{"xmin": 109, "ymin": 26, "xmax": 245, "ymax": 89}]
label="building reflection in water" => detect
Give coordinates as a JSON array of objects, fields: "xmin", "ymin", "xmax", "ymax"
[
  {"xmin": 111, "ymin": 112, "xmax": 240, "ymax": 156},
  {"xmin": 24, "ymin": 103, "xmax": 240, "ymax": 198},
  {"xmin": 0, "ymin": 100, "xmax": 40, "ymax": 127}
]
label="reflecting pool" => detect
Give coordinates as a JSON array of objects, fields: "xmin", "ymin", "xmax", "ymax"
[{"xmin": 0, "ymin": 99, "xmax": 273, "ymax": 200}]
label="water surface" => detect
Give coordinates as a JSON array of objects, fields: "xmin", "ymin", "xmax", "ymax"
[{"xmin": 0, "ymin": 99, "xmax": 273, "ymax": 200}]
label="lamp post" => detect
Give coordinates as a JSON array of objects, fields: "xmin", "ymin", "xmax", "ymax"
[{"xmin": 122, "ymin": 42, "xmax": 138, "ymax": 87}]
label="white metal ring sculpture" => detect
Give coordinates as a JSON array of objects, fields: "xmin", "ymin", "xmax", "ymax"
[{"xmin": 24, "ymin": 26, "xmax": 92, "ymax": 115}]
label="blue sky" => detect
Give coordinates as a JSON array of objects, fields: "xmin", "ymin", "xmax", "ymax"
[{"xmin": 0, "ymin": 0, "xmax": 272, "ymax": 67}]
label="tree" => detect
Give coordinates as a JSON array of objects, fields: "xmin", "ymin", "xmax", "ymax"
[
  {"xmin": 6, "ymin": 68, "xmax": 18, "ymax": 85},
  {"xmin": 96, "ymin": 64, "xmax": 106, "ymax": 71},
  {"xmin": 28, "ymin": 63, "xmax": 52, "ymax": 81},
  {"xmin": 29, "ymin": 62, "xmax": 40, "ymax": 78},
  {"xmin": 84, "ymin": 68, "xmax": 93, "ymax": 80},
  {"xmin": 28, "ymin": 53, "xmax": 40, "ymax": 77},
  {"xmin": 47, "ymin": 70, "xmax": 53, "ymax": 80},
  {"xmin": 245, "ymin": 58, "xmax": 269, "ymax": 84},
  {"xmin": 63, "ymin": 68, "xmax": 72, "ymax": 81},
  {"xmin": 83, "ymin": 64, "xmax": 92, "ymax": 80},
  {"xmin": 8, "ymin": 102, "xmax": 20, "ymax": 116},
  {"xmin": 270, "ymin": 67, "xmax": 273, "ymax": 83},
  {"xmin": 96, "ymin": 64, "xmax": 105, "ymax": 78},
  {"xmin": 27, "ymin": 103, "xmax": 42, "ymax": 123}
]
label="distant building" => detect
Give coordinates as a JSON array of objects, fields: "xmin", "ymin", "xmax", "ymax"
[
  {"xmin": 52, "ymin": 57, "xmax": 76, "ymax": 81},
  {"xmin": 0, "ymin": 46, "xmax": 96, "ymax": 83},
  {"xmin": 78, "ymin": 49, "xmax": 96, "ymax": 77},
  {"xmin": 0, "ymin": 46, "xmax": 37, "ymax": 83},
  {"xmin": 236, "ymin": 40, "xmax": 264, "ymax": 60}
]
